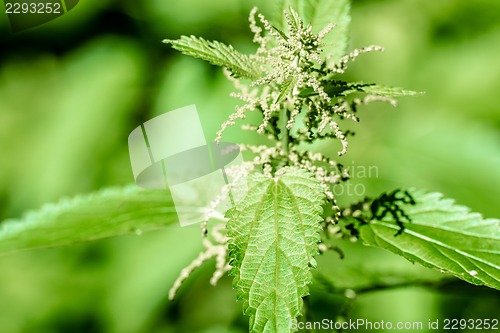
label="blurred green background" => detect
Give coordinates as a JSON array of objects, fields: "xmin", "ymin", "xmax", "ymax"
[{"xmin": 0, "ymin": 0, "xmax": 499, "ymax": 332}]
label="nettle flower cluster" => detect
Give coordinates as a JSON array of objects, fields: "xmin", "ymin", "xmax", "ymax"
[
  {"xmin": 216, "ymin": 8, "xmax": 399, "ymax": 215},
  {"xmin": 163, "ymin": 8, "xmax": 500, "ymax": 333},
  {"xmin": 165, "ymin": 6, "xmax": 416, "ymax": 300}
]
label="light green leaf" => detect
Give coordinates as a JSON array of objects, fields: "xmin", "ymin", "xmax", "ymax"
[
  {"xmin": 0, "ymin": 186, "xmax": 179, "ymax": 255},
  {"xmin": 276, "ymin": 75, "xmax": 298, "ymax": 104},
  {"xmin": 227, "ymin": 168, "xmax": 324, "ymax": 333},
  {"xmin": 359, "ymin": 84, "xmax": 423, "ymax": 97},
  {"xmin": 164, "ymin": 36, "xmax": 262, "ymax": 80},
  {"xmin": 360, "ymin": 189, "xmax": 500, "ymax": 291},
  {"xmin": 311, "ymin": 0, "xmax": 350, "ymax": 63},
  {"xmin": 299, "ymin": 81, "xmax": 421, "ymax": 99},
  {"xmin": 272, "ymin": 0, "xmax": 351, "ymax": 63},
  {"xmin": 315, "ymin": 239, "xmax": 452, "ymax": 292}
]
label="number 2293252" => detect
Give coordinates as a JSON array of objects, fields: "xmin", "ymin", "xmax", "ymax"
[{"xmin": 5, "ymin": 2, "xmax": 61, "ymax": 14}]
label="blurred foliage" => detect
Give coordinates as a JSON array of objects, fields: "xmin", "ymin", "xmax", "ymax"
[
  {"xmin": 0, "ymin": 0, "xmax": 499, "ymax": 332},
  {"xmin": 0, "ymin": 186, "xmax": 179, "ymax": 255}
]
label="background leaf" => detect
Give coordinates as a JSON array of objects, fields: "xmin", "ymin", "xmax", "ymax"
[
  {"xmin": 0, "ymin": 186, "xmax": 179, "ymax": 255},
  {"xmin": 360, "ymin": 189, "xmax": 500, "ymax": 291},
  {"xmin": 270, "ymin": 0, "xmax": 351, "ymax": 62},
  {"xmin": 311, "ymin": 0, "xmax": 350, "ymax": 63},
  {"xmin": 227, "ymin": 168, "xmax": 324, "ymax": 332}
]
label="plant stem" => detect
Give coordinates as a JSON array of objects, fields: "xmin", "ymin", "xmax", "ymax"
[{"xmin": 281, "ymin": 107, "xmax": 289, "ymax": 155}]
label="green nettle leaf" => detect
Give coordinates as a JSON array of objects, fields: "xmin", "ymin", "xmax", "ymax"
[
  {"xmin": 276, "ymin": 75, "xmax": 299, "ymax": 104},
  {"xmin": 272, "ymin": 0, "xmax": 350, "ymax": 63},
  {"xmin": 299, "ymin": 81, "xmax": 421, "ymax": 98},
  {"xmin": 163, "ymin": 36, "xmax": 262, "ymax": 80},
  {"xmin": 311, "ymin": 0, "xmax": 350, "ymax": 63},
  {"xmin": 226, "ymin": 168, "xmax": 325, "ymax": 333},
  {"xmin": 0, "ymin": 186, "xmax": 178, "ymax": 255},
  {"xmin": 360, "ymin": 189, "xmax": 500, "ymax": 291},
  {"xmin": 359, "ymin": 84, "xmax": 423, "ymax": 97}
]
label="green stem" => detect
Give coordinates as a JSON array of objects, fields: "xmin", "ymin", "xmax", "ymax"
[
  {"xmin": 281, "ymin": 107, "xmax": 289, "ymax": 155},
  {"xmin": 281, "ymin": 55, "xmax": 300, "ymax": 156}
]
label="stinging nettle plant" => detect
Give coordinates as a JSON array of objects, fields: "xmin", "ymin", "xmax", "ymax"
[
  {"xmin": 163, "ymin": 1, "xmax": 499, "ymax": 333},
  {"xmin": 0, "ymin": 1, "xmax": 497, "ymax": 333}
]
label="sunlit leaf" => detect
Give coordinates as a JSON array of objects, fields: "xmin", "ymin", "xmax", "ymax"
[
  {"xmin": 360, "ymin": 189, "xmax": 500, "ymax": 291},
  {"xmin": 227, "ymin": 168, "xmax": 324, "ymax": 332},
  {"xmin": 0, "ymin": 186, "xmax": 179, "ymax": 255},
  {"xmin": 164, "ymin": 36, "xmax": 262, "ymax": 80},
  {"xmin": 272, "ymin": 0, "xmax": 351, "ymax": 63}
]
